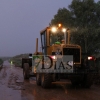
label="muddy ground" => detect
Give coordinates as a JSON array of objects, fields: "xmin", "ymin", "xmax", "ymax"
[{"xmin": 0, "ymin": 61, "xmax": 100, "ymax": 100}]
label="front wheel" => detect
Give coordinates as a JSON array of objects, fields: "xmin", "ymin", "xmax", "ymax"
[
  {"xmin": 23, "ymin": 63, "xmax": 30, "ymax": 79},
  {"xmin": 36, "ymin": 73, "xmax": 41, "ymax": 86},
  {"xmin": 41, "ymin": 73, "xmax": 52, "ymax": 88},
  {"xmin": 81, "ymin": 74, "xmax": 93, "ymax": 88}
]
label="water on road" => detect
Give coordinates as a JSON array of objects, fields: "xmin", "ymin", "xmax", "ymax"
[{"xmin": 0, "ymin": 61, "xmax": 100, "ymax": 100}]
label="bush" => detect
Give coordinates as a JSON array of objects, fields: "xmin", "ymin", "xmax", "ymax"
[{"xmin": 0, "ymin": 58, "xmax": 3, "ymax": 65}]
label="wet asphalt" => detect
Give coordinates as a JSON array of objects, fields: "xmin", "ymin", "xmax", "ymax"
[{"xmin": 0, "ymin": 61, "xmax": 100, "ymax": 100}]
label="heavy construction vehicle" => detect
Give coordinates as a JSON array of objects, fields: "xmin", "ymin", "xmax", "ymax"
[{"xmin": 22, "ymin": 24, "xmax": 97, "ymax": 88}]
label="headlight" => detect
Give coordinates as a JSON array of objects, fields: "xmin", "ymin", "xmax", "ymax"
[
  {"xmin": 51, "ymin": 27, "xmax": 57, "ymax": 33},
  {"xmin": 62, "ymin": 28, "xmax": 66, "ymax": 32}
]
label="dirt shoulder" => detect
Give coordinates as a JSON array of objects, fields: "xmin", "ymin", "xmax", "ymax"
[{"xmin": 0, "ymin": 61, "xmax": 24, "ymax": 100}]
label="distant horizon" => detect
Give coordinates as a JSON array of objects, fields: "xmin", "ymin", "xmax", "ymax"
[{"xmin": 0, "ymin": 53, "xmax": 30, "ymax": 57}]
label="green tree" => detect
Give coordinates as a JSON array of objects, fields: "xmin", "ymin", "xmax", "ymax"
[
  {"xmin": 50, "ymin": 0, "xmax": 100, "ymax": 55},
  {"xmin": 50, "ymin": 8, "xmax": 73, "ymax": 28}
]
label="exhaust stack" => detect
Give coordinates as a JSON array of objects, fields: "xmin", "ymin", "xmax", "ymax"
[{"xmin": 36, "ymin": 38, "xmax": 38, "ymax": 54}]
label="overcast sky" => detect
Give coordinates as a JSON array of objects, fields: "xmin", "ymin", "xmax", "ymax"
[{"xmin": 0, "ymin": 0, "xmax": 98, "ymax": 57}]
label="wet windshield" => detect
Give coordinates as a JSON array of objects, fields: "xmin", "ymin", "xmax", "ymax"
[{"xmin": 50, "ymin": 30, "xmax": 64, "ymax": 45}]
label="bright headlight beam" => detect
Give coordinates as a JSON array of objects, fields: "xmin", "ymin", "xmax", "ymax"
[
  {"xmin": 51, "ymin": 27, "xmax": 57, "ymax": 33},
  {"xmin": 62, "ymin": 28, "xmax": 66, "ymax": 32}
]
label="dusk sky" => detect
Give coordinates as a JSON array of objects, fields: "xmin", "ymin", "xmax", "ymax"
[{"xmin": 0, "ymin": 0, "xmax": 98, "ymax": 57}]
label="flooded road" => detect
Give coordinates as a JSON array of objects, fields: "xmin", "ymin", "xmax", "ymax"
[
  {"xmin": 22, "ymin": 79, "xmax": 100, "ymax": 100},
  {"xmin": 0, "ymin": 61, "xmax": 100, "ymax": 100},
  {"xmin": 0, "ymin": 61, "xmax": 23, "ymax": 100}
]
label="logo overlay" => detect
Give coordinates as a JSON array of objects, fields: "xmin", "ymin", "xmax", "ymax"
[{"xmin": 32, "ymin": 55, "xmax": 73, "ymax": 73}]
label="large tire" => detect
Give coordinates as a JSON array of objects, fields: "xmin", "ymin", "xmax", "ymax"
[
  {"xmin": 81, "ymin": 74, "xmax": 93, "ymax": 88},
  {"xmin": 41, "ymin": 73, "xmax": 52, "ymax": 88},
  {"xmin": 23, "ymin": 63, "xmax": 30, "ymax": 79},
  {"xmin": 36, "ymin": 73, "xmax": 41, "ymax": 86}
]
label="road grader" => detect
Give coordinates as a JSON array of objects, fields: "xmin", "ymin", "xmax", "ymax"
[{"xmin": 22, "ymin": 24, "xmax": 97, "ymax": 88}]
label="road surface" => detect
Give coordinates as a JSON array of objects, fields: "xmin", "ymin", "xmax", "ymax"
[{"xmin": 0, "ymin": 61, "xmax": 100, "ymax": 100}]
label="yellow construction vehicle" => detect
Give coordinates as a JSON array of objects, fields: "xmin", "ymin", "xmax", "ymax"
[{"xmin": 22, "ymin": 24, "xmax": 97, "ymax": 88}]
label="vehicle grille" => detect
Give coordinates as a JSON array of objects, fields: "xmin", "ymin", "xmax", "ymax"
[{"xmin": 63, "ymin": 48, "xmax": 80, "ymax": 63}]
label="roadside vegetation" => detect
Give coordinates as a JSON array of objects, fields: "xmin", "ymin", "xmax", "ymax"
[
  {"xmin": 0, "ymin": 58, "xmax": 3, "ymax": 65},
  {"xmin": 0, "ymin": 58, "xmax": 3, "ymax": 70}
]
